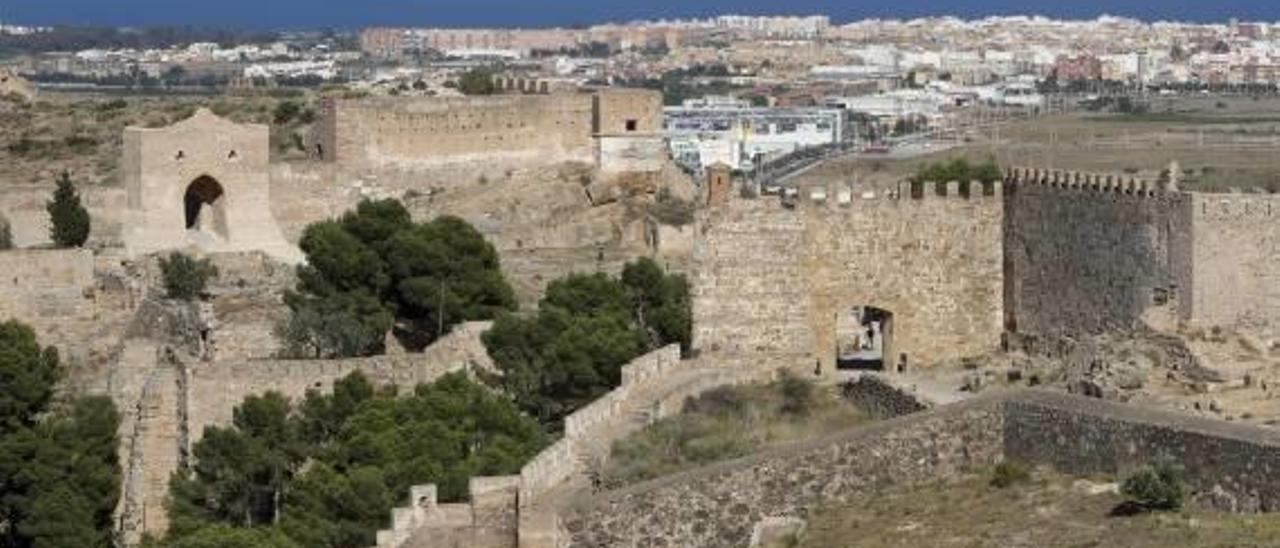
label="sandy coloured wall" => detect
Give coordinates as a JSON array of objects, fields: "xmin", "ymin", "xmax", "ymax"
[
  {"xmin": 693, "ymin": 182, "xmax": 1005, "ymax": 370},
  {"xmin": 317, "ymin": 94, "xmax": 596, "ymax": 169},
  {"xmin": 184, "ymin": 321, "xmax": 493, "ymax": 444},
  {"xmin": 1185, "ymin": 193, "xmax": 1280, "ymax": 336}
]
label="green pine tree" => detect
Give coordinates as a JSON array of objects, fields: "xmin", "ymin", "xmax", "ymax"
[{"xmin": 47, "ymin": 172, "xmax": 91, "ymax": 248}]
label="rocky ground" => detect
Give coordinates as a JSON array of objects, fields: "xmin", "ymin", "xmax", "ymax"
[{"xmin": 921, "ymin": 326, "xmax": 1280, "ymax": 427}]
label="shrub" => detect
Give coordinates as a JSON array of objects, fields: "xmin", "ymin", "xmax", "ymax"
[
  {"xmin": 0, "ymin": 214, "xmax": 12, "ymax": 250},
  {"xmin": 990, "ymin": 460, "xmax": 1032, "ymax": 488},
  {"xmin": 457, "ymin": 68, "xmax": 497, "ymax": 95},
  {"xmin": 47, "ymin": 172, "xmax": 90, "ymax": 248},
  {"xmin": 778, "ymin": 370, "xmax": 816, "ymax": 417},
  {"xmin": 159, "ymin": 253, "xmax": 219, "ymax": 301},
  {"xmin": 649, "ymin": 187, "xmax": 696, "ymax": 226},
  {"xmin": 1120, "ymin": 460, "xmax": 1185, "ymax": 512},
  {"xmin": 272, "ymin": 101, "xmax": 302, "ymax": 125}
]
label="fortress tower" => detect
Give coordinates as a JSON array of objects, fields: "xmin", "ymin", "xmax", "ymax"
[{"xmin": 121, "ymin": 109, "xmax": 301, "ymax": 263}]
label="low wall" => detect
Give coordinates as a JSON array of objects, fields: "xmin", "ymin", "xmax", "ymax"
[
  {"xmin": 1004, "ymin": 391, "xmax": 1280, "ymax": 512},
  {"xmin": 565, "ymin": 390, "xmax": 1280, "ymax": 547},
  {"xmin": 186, "ymin": 321, "xmax": 492, "ymax": 444},
  {"xmin": 566, "ymin": 397, "xmax": 1005, "ymax": 547}
]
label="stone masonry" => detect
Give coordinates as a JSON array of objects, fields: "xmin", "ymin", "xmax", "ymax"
[
  {"xmin": 121, "ymin": 108, "xmax": 302, "ymax": 263},
  {"xmin": 566, "ymin": 389, "xmax": 1280, "ymax": 547}
]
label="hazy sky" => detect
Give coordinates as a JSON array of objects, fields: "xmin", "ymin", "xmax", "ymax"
[{"xmin": 1, "ymin": 1, "xmax": 1276, "ymax": 29}]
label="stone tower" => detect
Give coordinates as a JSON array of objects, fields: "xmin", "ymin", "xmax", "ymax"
[
  {"xmin": 706, "ymin": 163, "xmax": 733, "ymax": 207},
  {"xmin": 121, "ymin": 109, "xmax": 301, "ymax": 263}
]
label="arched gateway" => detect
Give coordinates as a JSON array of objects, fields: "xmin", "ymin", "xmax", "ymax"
[{"xmin": 122, "ymin": 109, "xmax": 301, "ymax": 263}]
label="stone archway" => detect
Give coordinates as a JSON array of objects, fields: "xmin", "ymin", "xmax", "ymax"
[
  {"xmin": 184, "ymin": 175, "xmax": 228, "ymax": 240},
  {"xmin": 835, "ymin": 306, "xmax": 894, "ymax": 371}
]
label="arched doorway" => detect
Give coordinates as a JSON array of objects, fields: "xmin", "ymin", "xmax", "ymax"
[
  {"xmin": 835, "ymin": 306, "xmax": 894, "ymax": 371},
  {"xmin": 184, "ymin": 175, "xmax": 228, "ymax": 240}
]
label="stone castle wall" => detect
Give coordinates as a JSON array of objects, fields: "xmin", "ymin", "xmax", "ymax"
[
  {"xmin": 567, "ymin": 395, "xmax": 1006, "ymax": 547},
  {"xmin": 314, "ymin": 89, "xmax": 664, "ymax": 173},
  {"xmin": 566, "ymin": 390, "xmax": 1280, "ymax": 547},
  {"xmin": 317, "ymin": 94, "xmax": 597, "ymax": 170},
  {"xmin": 693, "ymin": 182, "xmax": 1005, "ymax": 370},
  {"xmin": 1004, "ymin": 169, "xmax": 1192, "ymax": 337},
  {"xmin": 185, "ymin": 321, "xmax": 493, "ymax": 445},
  {"xmin": 1004, "ymin": 168, "xmax": 1280, "ymax": 340},
  {"xmin": 1184, "ymin": 193, "xmax": 1280, "ymax": 337},
  {"xmin": 374, "ymin": 347, "xmax": 780, "ymax": 548},
  {"xmin": 0, "ymin": 184, "xmax": 128, "ymax": 248}
]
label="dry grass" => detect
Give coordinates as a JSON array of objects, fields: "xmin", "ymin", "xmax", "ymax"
[
  {"xmin": 601, "ymin": 376, "xmax": 870, "ymax": 487},
  {"xmin": 0, "ymin": 91, "xmax": 316, "ymax": 187},
  {"xmin": 801, "ymin": 468, "xmax": 1280, "ymax": 548},
  {"xmin": 793, "ymin": 95, "xmax": 1280, "ymax": 194}
]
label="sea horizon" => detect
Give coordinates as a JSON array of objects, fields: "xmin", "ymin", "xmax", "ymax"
[{"xmin": 2, "ymin": 1, "xmax": 1279, "ymax": 32}]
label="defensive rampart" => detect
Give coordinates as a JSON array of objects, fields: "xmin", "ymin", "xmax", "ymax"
[
  {"xmin": 314, "ymin": 89, "xmax": 663, "ymax": 173},
  {"xmin": 1183, "ymin": 192, "xmax": 1280, "ymax": 336},
  {"xmin": 693, "ymin": 181, "xmax": 1005, "ymax": 371},
  {"xmin": 1003, "ymin": 167, "xmax": 1280, "ymax": 339},
  {"xmin": 1003, "ymin": 168, "xmax": 1192, "ymax": 336},
  {"xmin": 566, "ymin": 389, "xmax": 1280, "ymax": 547}
]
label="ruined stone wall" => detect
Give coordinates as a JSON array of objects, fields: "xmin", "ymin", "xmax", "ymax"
[
  {"xmin": 1184, "ymin": 193, "xmax": 1280, "ymax": 337},
  {"xmin": 1004, "ymin": 169, "xmax": 1192, "ymax": 337},
  {"xmin": 693, "ymin": 182, "xmax": 1005, "ymax": 369},
  {"xmin": 0, "ymin": 248, "xmax": 137, "ymax": 372},
  {"xmin": 318, "ymin": 94, "xmax": 596, "ymax": 170},
  {"xmin": 840, "ymin": 373, "xmax": 931, "ymax": 419},
  {"xmin": 0, "ymin": 184, "xmax": 128, "ymax": 248},
  {"xmin": 567, "ymin": 390, "xmax": 1280, "ymax": 547},
  {"xmin": 566, "ymin": 397, "xmax": 1006, "ymax": 547},
  {"xmin": 185, "ymin": 321, "xmax": 493, "ymax": 444}
]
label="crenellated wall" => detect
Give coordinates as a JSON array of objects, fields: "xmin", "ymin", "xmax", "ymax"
[
  {"xmin": 693, "ymin": 181, "xmax": 1006, "ymax": 370},
  {"xmin": 1002, "ymin": 167, "xmax": 1280, "ymax": 339},
  {"xmin": 1003, "ymin": 167, "xmax": 1193, "ymax": 336},
  {"xmin": 373, "ymin": 346, "xmax": 775, "ymax": 548}
]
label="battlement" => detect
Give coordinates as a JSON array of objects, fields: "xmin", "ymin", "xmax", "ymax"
[
  {"xmin": 753, "ymin": 180, "xmax": 1003, "ymax": 215},
  {"xmin": 1191, "ymin": 192, "xmax": 1280, "ymax": 220},
  {"xmin": 1003, "ymin": 166, "xmax": 1171, "ymax": 197}
]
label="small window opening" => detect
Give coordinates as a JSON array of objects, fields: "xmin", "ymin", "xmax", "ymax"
[{"xmin": 625, "ymin": 119, "xmax": 638, "ymax": 132}]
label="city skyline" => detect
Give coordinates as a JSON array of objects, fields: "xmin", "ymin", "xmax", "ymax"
[{"xmin": 2, "ymin": 0, "xmax": 1280, "ymax": 30}]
